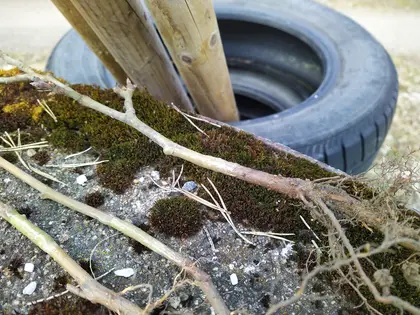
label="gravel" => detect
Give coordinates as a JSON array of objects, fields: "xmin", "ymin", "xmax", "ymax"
[{"xmin": 0, "ymin": 148, "xmax": 347, "ymax": 314}]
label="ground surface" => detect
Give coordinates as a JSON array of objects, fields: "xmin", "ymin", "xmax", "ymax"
[
  {"xmin": 0, "ymin": 1, "xmax": 419, "ymax": 314},
  {"xmin": 0, "ymin": 149, "xmax": 345, "ymax": 315}
]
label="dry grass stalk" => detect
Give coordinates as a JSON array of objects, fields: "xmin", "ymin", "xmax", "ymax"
[
  {"xmin": 37, "ymin": 99, "xmax": 57, "ymax": 122},
  {"xmin": 151, "ymin": 166, "xmax": 294, "ymax": 245},
  {"xmin": 0, "ymin": 201, "xmax": 144, "ymax": 315},
  {"xmin": 45, "ymin": 158, "xmax": 109, "ymax": 168},
  {"xmin": 150, "ymin": 165, "xmax": 254, "ymax": 245},
  {"xmin": 170, "ymin": 103, "xmax": 209, "ymax": 137},
  {"xmin": 64, "ymin": 147, "xmax": 92, "ymax": 159},
  {"xmin": 0, "ymin": 140, "xmax": 49, "ymax": 152},
  {"xmin": 27, "ymin": 268, "xmax": 116, "ymax": 306},
  {"xmin": 1, "ymin": 131, "xmax": 65, "ymax": 185}
]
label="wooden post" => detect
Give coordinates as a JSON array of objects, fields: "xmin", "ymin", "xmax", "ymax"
[
  {"xmin": 70, "ymin": 0, "xmax": 194, "ymax": 112},
  {"xmin": 50, "ymin": 0, "xmax": 127, "ymax": 85},
  {"xmin": 144, "ymin": 0, "xmax": 240, "ymax": 122}
]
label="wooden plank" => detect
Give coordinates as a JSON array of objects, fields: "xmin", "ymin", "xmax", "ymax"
[
  {"xmin": 70, "ymin": 0, "xmax": 193, "ymax": 112},
  {"xmin": 144, "ymin": 0, "xmax": 240, "ymax": 122},
  {"xmin": 51, "ymin": 0, "xmax": 127, "ymax": 85}
]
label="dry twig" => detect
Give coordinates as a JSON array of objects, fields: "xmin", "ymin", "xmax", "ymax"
[
  {"xmin": 0, "ymin": 201, "xmax": 143, "ymax": 315},
  {"xmin": 1, "ymin": 52, "xmax": 419, "ymax": 314},
  {"xmin": 0, "ymin": 156, "xmax": 229, "ymax": 315},
  {"xmin": 0, "ymin": 51, "xmax": 360, "ymax": 210}
]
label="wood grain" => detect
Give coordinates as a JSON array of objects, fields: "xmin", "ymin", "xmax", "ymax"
[
  {"xmin": 51, "ymin": 0, "xmax": 127, "ymax": 84},
  {"xmin": 144, "ymin": 0, "xmax": 239, "ymax": 121},
  {"xmin": 70, "ymin": 0, "xmax": 193, "ymax": 111}
]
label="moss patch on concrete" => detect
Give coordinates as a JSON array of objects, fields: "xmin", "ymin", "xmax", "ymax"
[
  {"xmin": 1, "ymin": 68, "xmax": 418, "ymax": 313},
  {"xmin": 149, "ymin": 197, "xmax": 203, "ymax": 238}
]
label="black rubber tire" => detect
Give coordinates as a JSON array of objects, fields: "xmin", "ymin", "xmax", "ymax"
[{"xmin": 46, "ymin": 0, "xmax": 398, "ymax": 175}]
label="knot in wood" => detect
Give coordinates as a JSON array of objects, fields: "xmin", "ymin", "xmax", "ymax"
[{"xmin": 180, "ymin": 53, "xmax": 193, "ymax": 65}]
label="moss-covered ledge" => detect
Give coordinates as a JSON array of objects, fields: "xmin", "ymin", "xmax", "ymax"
[{"xmin": 1, "ymin": 68, "xmax": 419, "ymax": 314}]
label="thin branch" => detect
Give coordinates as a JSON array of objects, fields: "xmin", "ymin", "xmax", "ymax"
[
  {"xmin": 27, "ymin": 268, "xmax": 116, "ymax": 306},
  {"xmin": 37, "ymin": 99, "xmax": 57, "ymax": 122},
  {"xmin": 0, "ymin": 141, "xmax": 49, "ymax": 152},
  {"xmin": 0, "ymin": 73, "xmax": 31, "ymax": 83},
  {"xmin": 0, "ymin": 51, "xmax": 358, "ymax": 208},
  {"xmin": 0, "ymin": 201, "xmax": 143, "ymax": 315},
  {"xmin": 0, "ymin": 156, "xmax": 229, "ymax": 315},
  {"xmin": 170, "ymin": 103, "xmax": 209, "ymax": 137}
]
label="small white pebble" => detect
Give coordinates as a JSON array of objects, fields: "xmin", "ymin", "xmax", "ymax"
[
  {"xmin": 24, "ymin": 263, "xmax": 34, "ymax": 273},
  {"xmin": 114, "ymin": 268, "xmax": 135, "ymax": 278},
  {"xmin": 76, "ymin": 175, "xmax": 88, "ymax": 186},
  {"xmin": 280, "ymin": 243, "xmax": 294, "ymax": 259},
  {"xmin": 23, "ymin": 281, "xmax": 37, "ymax": 295},
  {"xmin": 228, "ymin": 264, "xmax": 234, "ymax": 270},
  {"xmin": 230, "ymin": 273, "xmax": 238, "ymax": 286},
  {"xmin": 4, "ymin": 178, "xmax": 11, "ymax": 184},
  {"xmin": 151, "ymin": 171, "xmax": 160, "ymax": 180},
  {"xmin": 26, "ymin": 149, "xmax": 37, "ymax": 157}
]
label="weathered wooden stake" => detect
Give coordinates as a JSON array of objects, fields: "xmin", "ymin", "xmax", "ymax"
[
  {"xmin": 144, "ymin": 0, "xmax": 240, "ymax": 122},
  {"xmin": 50, "ymin": 0, "xmax": 127, "ymax": 85},
  {"xmin": 69, "ymin": 0, "xmax": 194, "ymax": 112}
]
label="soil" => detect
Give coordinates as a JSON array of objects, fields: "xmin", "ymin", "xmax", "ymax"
[{"xmin": 0, "ymin": 1, "xmax": 419, "ymax": 315}]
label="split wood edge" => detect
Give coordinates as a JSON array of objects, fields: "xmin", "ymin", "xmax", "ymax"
[
  {"xmin": 144, "ymin": 0, "xmax": 239, "ymax": 122},
  {"xmin": 69, "ymin": 0, "xmax": 194, "ymax": 112}
]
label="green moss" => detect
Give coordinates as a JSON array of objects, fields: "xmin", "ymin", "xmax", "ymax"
[
  {"xmin": 48, "ymin": 127, "xmax": 88, "ymax": 152},
  {"xmin": 1, "ymin": 152, "xmax": 18, "ymax": 164},
  {"xmin": 1, "ymin": 68, "xmax": 418, "ymax": 311},
  {"xmin": 149, "ymin": 197, "xmax": 203, "ymax": 238},
  {"xmin": 52, "ymin": 273, "xmax": 73, "ymax": 292},
  {"xmin": 32, "ymin": 150, "xmax": 51, "ymax": 166},
  {"xmin": 28, "ymin": 295, "xmax": 108, "ymax": 315},
  {"xmin": 84, "ymin": 191, "xmax": 105, "ymax": 208}
]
